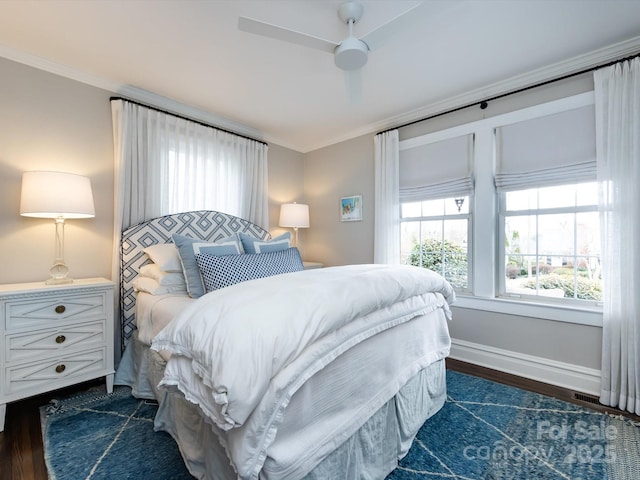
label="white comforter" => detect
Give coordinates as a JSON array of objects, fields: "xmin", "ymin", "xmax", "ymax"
[{"xmin": 151, "ymin": 264, "xmax": 454, "ymax": 477}]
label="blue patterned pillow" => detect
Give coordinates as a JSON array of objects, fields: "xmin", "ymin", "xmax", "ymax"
[
  {"xmin": 172, "ymin": 233, "xmax": 243, "ymax": 298},
  {"xmin": 237, "ymin": 231, "xmax": 291, "ymax": 254},
  {"xmin": 196, "ymin": 247, "xmax": 303, "ymax": 292}
]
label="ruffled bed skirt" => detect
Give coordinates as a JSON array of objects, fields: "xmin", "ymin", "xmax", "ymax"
[{"xmin": 147, "ymin": 348, "xmax": 446, "ymax": 480}]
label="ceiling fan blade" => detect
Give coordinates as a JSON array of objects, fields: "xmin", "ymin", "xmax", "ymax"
[
  {"xmin": 360, "ymin": 1, "xmax": 430, "ymax": 51},
  {"xmin": 344, "ymin": 69, "xmax": 363, "ymax": 105},
  {"xmin": 238, "ymin": 16, "xmax": 338, "ymax": 54}
]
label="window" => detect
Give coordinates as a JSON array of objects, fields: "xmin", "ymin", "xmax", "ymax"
[
  {"xmin": 164, "ymin": 146, "xmax": 236, "ymax": 215},
  {"xmin": 153, "ymin": 117, "xmax": 267, "ymax": 225},
  {"xmin": 401, "ymin": 196, "xmax": 470, "ymax": 289},
  {"xmin": 397, "ymin": 91, "xmax": 603, "ymax": 324},
  {"xmin": 500, "ymin": 182, "xmax": 601, "ymax": 304},
  {"xmin": 398, "ymin": 133, "xmax": 474, "ymax": 291},
  {"xmin": 494, "ymin": 101, "xmax": 598, "ymax": 306}
]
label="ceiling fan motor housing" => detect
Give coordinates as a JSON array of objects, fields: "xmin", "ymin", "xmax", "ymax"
[
  {"xmin": 338, "ymin": 2, "xmax": 364, "ymax": 24},
  {"xmin": 334, "ymin": 36, "xmax": 368, "ymax": 70}
]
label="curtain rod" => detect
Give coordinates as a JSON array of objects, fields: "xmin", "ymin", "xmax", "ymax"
[
  {"xmin": 109, "ymin": 96, "xmax": 268, "ymax": 146},
  {"xmin": 377, "ymin": 52, "xmax": 640, "ymax": 136}
]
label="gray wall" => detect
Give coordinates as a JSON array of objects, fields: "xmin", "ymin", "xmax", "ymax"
[
  {"xmin": 303, "ymin": 134, "xmax": 374, "ymax": 266},
  {"xmin": 450, "ymin": 308, "xmax": 602, "ymax": 370},
  {"xmin": 302, "ymin": 72, "xmax": 603, "ymax": 374},
  {"xmin": 0, "ymin": 56, "xmax": 305, "ymax": 285},
  {"xmin": 0, "ymin": 58, "xmax": 114, "ymax": 284},
  {"xmin": 267, "ymin": 143, "xmax": 307, "ymax": 255}
]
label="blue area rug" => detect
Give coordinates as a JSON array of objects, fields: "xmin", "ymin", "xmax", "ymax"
[
  {"xmin": 41, "ymin": 386, "xmax": 192, "ymax": 479},
  {"xmin": 388, "ymin": 371, "xmax": 640, "ymax": 480},
  {"xmin": 41, "ymin": 372, "xmax": 640, "ymax": 480}
]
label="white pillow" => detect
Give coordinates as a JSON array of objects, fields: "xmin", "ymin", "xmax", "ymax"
[
  {"xmin": 139, "ymin": 263, "xmax": 186, "ymax": 286},
  {"xmin": 133, "ymin": 276, "xmax": 187, "ymax": 295},
  {"xmin": 143, "ymin": 244, "xmax": 182, "ymax": 272}
]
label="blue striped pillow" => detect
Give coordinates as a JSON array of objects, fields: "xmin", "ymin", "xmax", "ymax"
[
  {"xmin": 172, "ymin": 233, "xmax": 243, "ymax": 298},
  {"xmin": 237, "ymin": 231, "xmax": 291, "ymax": 254}
]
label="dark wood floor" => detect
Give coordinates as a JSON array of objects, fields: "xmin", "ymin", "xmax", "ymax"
[
  {"xmin": 446, "ymin": 358, "xmax": 640, "ymax": 421},
  {"xmin": 1, "ymin": 361, "xmax": 638, "ymax": 480},
  {"xmin": 0, "ymin": 378, "xmax": 104, "ymax": 480}
]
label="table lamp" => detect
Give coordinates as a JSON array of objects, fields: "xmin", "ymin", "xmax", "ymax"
[
  {"xmin": 20, "ymin": 171, "xmax": 95, "ymax": 285},
  {"xmin": 279, "ymin": 203, "xmax": 309, "ymax": 247}
]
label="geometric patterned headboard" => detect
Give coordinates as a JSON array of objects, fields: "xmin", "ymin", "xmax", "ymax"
[{"xmin": 119, "ymin": 210, "xmax": 271, "ymax": 351}]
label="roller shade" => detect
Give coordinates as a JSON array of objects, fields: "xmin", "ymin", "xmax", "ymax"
[
  {"xmin": 399, "ymin": 134, "xmax": 474, "ymax": 202},
  {"xmin": 495, "ymin": 104, "xmax": 596, "ymax": 191}
]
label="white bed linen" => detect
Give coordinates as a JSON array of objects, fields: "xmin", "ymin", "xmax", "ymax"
[
  {"xmin": 258, "ymin": 308, "xmax": 450, "ymax": 479},
  {"xmin": 135, "ymin": 292, "xmax": 194, "ymax": 345},
  {"xmin": 152, "ymin": 264, "xmax": 454, "ymax": 432},
  {"xmin": 151, "ymin": 264, "xmax": 454, "ymax": 480}
]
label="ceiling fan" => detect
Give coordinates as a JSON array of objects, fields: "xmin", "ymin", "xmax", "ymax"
[{"xmin": 238, "ymin": 1, "xmax": 427, "ymax": 72}]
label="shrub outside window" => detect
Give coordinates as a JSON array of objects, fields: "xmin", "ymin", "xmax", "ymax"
[{"xmin": 401, "ymin": 196, "xmax": 470, "ymax": 290}]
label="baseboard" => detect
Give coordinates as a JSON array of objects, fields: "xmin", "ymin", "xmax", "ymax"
[{"xmin": 449, "ymin": 338, "xmax": 601, "ymax": 396}]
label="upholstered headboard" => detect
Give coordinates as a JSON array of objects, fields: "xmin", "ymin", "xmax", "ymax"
[{"xmin": 119, "ymin": 210, "xmax": 271, "ymax": 350}]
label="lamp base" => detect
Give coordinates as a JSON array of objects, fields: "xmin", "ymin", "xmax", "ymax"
[
  {"xmin": 46, "ymin": 262, "xmax": 72, "ymax": 285},
  {"xmin": 293, "ymin": 227, "xmax": 299, "ymax": 248}
]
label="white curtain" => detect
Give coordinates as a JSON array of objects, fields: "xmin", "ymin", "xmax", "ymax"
[
  {"xmin": 158, "ymin": 118, "xmax": 268, "ymax": 225},
  {"xmin": 110, "ymin": 100, "xmax": 268, "ymax": 358},
  {"xmin": 110, "ymin": 99, "xmax": 269, "ymax": 278},
  {"xmin": 594, "ymin": 57, "xmax": 640, "ymax": 414},
  {"xmin": 374, "ymin": 130, "xmax": 400, "ymax": 264}
]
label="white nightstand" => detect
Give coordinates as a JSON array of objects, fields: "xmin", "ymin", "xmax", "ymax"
[
  {"xmin": 303, "ymin": 261, "xmax": 323, "ymax": 270},
  {"xmin": 0, "ymin": 277, "xmax": 115, "ymax": 432}
]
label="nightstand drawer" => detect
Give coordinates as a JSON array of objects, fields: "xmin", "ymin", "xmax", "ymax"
[
  {"xmin": 0, "ymin": 278, "xmax": 115, "ymax": 432},
  {"xmin": 4, "ymin": 347, "xmax": 107, "ymax": 395},
  {"xmin": 4, "ymin": 292, "xmax": 107, "ymax": 331},
  {"xmin": 6, "ymin": 320, "xmax": 106, "ymax": 363}
]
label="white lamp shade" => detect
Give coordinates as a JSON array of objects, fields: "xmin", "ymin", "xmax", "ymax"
[
  {"xmin": 279, "ymin": 203, "xmax": 309, "ymax": 228},
  {"xmin": 20, "ymin": 171, "xmax": 95, "ymax": 219}
]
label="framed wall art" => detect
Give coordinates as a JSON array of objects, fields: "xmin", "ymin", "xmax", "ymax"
[{"xmin": 340, "ymin": 195, "xmax": 362, "ymax": 222}]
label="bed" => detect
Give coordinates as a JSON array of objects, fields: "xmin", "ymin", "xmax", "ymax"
[{"xmin": 114, "ymin": 210, "xmax": 455, "ymax": 480}]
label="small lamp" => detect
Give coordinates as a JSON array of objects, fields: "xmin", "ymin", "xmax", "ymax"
[
  {"xmin": 20, "ymin": 171, "xmax": 95, "ymax": 285},
  {"xmin": 279, "ymin": 202, "xmax": 309, "ymax": 247}
]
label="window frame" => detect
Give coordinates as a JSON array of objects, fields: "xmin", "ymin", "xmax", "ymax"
[
  {"xmin": 398, "ymin": 91, "xmax": 603, "ymax": 327},
  {"xmin": 497, "ymin": 184, "xmax": 602, "ymax": 308},
  {"xmin": 400, "ymin": 196, "xmax": 473, "ymax": 293}
]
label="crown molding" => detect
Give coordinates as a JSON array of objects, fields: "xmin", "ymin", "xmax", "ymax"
[
  {"xmin": 3, "ymin": 35, "xmax": 640, "ymax": 154},
  {"xmin": 0, "ymin": 42, "xmax": 120, "ymax": 92}
]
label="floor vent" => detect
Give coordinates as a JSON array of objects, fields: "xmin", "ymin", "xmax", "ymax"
[{"xmin": 574, "ymin": 392, "xmax": 600, "ymax": 405}]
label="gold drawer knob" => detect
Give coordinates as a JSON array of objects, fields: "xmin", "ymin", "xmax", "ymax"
[
  {"xmin": 54, "ymin": 305, "xmax": 66, "ymax": 314},
  {"xmin": 55, "ymin": 364, "xmax": 66, "ymax": 373},
  {"xmin": 55, "ymin": 335, "xmax": 66, "ymax": 344}
]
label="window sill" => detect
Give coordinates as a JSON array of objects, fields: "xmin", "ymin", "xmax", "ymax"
[{"xmin": 452, "ymin": 294, "xmax": 603, "ymax": 327}]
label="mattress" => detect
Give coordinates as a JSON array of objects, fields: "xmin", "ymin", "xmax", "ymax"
[
  {"xmin": 135, "ymin": 292, "xmax": 194, "ymax": 345},
  {"xmin": 114, "ymin": 293, "xmax": 193, "ymax": 398}
]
